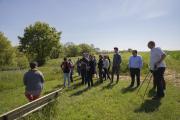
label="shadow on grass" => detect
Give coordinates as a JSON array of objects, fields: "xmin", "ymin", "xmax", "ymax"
[
  {"xmin": 73, "ymin": 75, "xmax": 81, "ymax": 81},
  {"xmin": 148, "ymin": 88, "xmax": 156, "ymax": 97},
  {"xmin": 70, "ymin": 87, "xmax": 89, "ymax": 97},
  {"xmin": 101, "ymin": 82, "xmax": 116, "ymax": 90},
  {"xmin": 121, "ymin": 86, "xmax": 138, "ymax": 94},
  {"xmin": 134, "ymin": 99, "xmax": 161, "ymax": 113}
]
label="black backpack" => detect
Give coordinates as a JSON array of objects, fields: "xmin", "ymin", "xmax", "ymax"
[{"xmin": 63, "ymin": 62, "xmax": 70, "ymax": 73}]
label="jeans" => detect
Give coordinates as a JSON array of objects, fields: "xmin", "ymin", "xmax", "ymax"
[{"xmin": 64, "ymin": 73, "xmax": 70, "ymax": 87}]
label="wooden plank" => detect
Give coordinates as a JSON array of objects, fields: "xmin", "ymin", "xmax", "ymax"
[{"xmin": 0, "ymin": 88, "xmax": 63, "ymax": 120}]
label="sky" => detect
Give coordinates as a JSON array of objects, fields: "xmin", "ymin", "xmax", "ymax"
[{"xmin": 0, "ymin": 0, "xmax": 180, "ymax": 51}]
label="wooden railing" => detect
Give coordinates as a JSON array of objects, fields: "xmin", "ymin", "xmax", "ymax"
[{"xmin": 0, "ymin": 88, "xmax": 63, "ymax": 120}]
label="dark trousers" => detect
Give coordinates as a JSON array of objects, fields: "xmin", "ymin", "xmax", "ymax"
[
  {"xmin": 88, "ymin": 72, "xmax": 94, "ymax": 87},
  {"xmin": 70, "ymin": 71, "xmax": 73, "ymax": 82},
  {"xmin": 81, "ymin": 69, "xmax": 86, "ymax": 84},
  {"xmin": 152, "ymin": 68, "xmax": 166, "ymax": 90},
  {"xmin": 103, "ymin": 68, "xmax": 111, "ymax": 80},
  {"xmin": 99, "ymin": 68, "xmax": 103, "ymax": 82},
  {"xmin": 130, "ymin": 68, "xmax": 140, "ymax": 86},
  {"xmin": 153, "ymin": 67, "xmax": 165, "ymax": 97}
]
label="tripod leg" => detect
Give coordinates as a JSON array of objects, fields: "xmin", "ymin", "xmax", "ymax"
[
  {"xmin": 142, "ymin": 74, "xmax": 153, "ymax": 101},
  {"xmin": 137, "ymin": 71, "xmax": 150, "ymax": 95}
]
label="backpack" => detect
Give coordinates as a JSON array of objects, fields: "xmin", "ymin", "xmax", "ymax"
[{"xmin": 63, "ymin": 62, "xmax": 70, "ymax": 73}]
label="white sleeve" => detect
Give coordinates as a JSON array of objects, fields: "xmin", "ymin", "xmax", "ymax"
[{"xmin": 157, "ymin": 47, "xmax": 165, "ymax": 56}]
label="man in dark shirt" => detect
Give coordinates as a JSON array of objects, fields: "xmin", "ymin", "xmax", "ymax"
[
  {"xmin": 98, "ymin": 55, "xmax": 104, "ymax": 83},
  {"xmin": 111, "ymin": 47, "xmax": 122, "ymax": 83}
]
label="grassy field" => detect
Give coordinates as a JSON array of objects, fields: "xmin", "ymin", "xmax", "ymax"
[{"xmin": 0, "ymin": 51, "xmax": 180, "ymax": 120}]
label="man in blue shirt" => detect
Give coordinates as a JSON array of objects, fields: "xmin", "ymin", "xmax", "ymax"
[{"xmin": 128, "ymin": 50, "xmax": 143, "ymax": 87}]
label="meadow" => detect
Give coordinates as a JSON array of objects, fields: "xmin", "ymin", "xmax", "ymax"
[{"xmin": 0, "ymin": 51, "xmax": 180, "ymax": 120}]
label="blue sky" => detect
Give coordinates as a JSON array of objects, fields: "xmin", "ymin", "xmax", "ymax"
[{"xmin": 0, "ymin": 0, "xmax": 180, "ymax": 51}]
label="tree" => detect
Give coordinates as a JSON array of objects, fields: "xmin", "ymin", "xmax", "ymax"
[
  {"xmin": 18, "ymin": 22, "xmax": 61, "ymax": 65},
  {"xmin": 78, "ymin": 43, "xmax": 95, "ymax": 55},
  {"xmin": 0, "ymin": 32, "xmax": 16, "ymax": 67},
  {"xmin": 65, "ymin": 44, "xmax": 81, "ymax": 57}
]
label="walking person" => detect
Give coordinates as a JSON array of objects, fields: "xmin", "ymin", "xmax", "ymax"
[
  {"xmin": 23, "ymin": 62, "xmax": 44, "ymax": 102},
  {"xmin": 148, "ymin": 41, "xmax": 166, "ymax": 99},
  {"xmin": 61, "ymin": 57, "xmax": 71, "ymax": 88},
  {"xmin": 111, "ymin": 47, "xmax": 122, "ymax": 83},
  {"xmin": 128, "ymin": 50, "xmax": 143, "ymax": 87}
]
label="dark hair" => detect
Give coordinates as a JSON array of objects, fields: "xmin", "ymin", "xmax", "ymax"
[
  {"xmin": 30, "ymin": 62, "xmax": 38, "ymax": 69},
  {"xmin": 132, "ymin": 50, "xmax": 137, "ymax": 54},
  {"xmin": 148, "ymin": 41, "xmax": 155, "ymax": 46},
  {"xmin": 64, "ymin": 57, "xmax": 67, "ymax": 61},
  {"xmin": 114, "ymin": 47, "xmax": 118, "ymax": 51}
]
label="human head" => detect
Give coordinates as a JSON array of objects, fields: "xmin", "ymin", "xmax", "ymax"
[
  {"xmin": 114, "ymin": 47, "xmax": 118, "ymax": 53},
  {"xmin": 30, "ymin": 62, "xmax": 38, "ymax": 69},
  {"xmin": 132, "ymin": 50, "xmax": 137, "ymax": 57},
  {"xmin": 89, "ymin": 55, "xmax": 93, "ymax": 60},
  {"xmin": 99, "ymin": 55, "xmax": 103, "ymax": 59},
  {"xmin": 64, "ymin": 57, "xmax": 67, "ymax": 61},
  {"xmin": 148, "ymin": 41, "xmax": 155, "ymax": 49}
]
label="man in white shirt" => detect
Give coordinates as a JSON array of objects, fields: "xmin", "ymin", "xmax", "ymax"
[
  {"xmin": 148, "ymin": 41, "xmax": 166, "ymax": 100},
  {"xmin": 128, "ymin": 50, "xmax": 143, "ymax": 87}
]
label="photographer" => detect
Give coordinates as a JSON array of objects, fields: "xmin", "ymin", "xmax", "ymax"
[{"xmin": 148, "ymin": 41, "xmax": 166, "ymax": 100}]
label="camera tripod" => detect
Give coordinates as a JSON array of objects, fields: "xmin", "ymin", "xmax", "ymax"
[{"xmin": 137, "ymin": 71, "xmax": 153, "ymax": 101}]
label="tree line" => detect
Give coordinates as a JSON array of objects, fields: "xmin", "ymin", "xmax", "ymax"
[{"xmin": 0, "ymin": 21, "xmax": 100, "ymax": 70}]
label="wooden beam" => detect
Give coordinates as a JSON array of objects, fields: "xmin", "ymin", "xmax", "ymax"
[{"xmin": 0, "ymin": 88, "xmax": 63, "ymax": 120}]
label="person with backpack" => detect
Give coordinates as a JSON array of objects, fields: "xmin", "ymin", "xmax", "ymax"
[
  {"xmin": 23, "ymin": 62, "xmax": 44, "ymax": 102},
  {"xmin": 61, "ymin": 57, "xmax": 71, "ymax": 88}
]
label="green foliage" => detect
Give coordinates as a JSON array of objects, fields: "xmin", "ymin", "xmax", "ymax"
[
  {"xmin": 78, "ymin": 43, "xmax": 96, "ymax": 55},
  {"xmin": 18, "ymin": 21, "xmax": 62, "ymax": 65},
  {"xmin": 65, "ymin": 44, "xmax": 81, "ymax": 57},
  {"xmin": 15, "ymin": 49, "xmax": 29, "ymax": 69},
  {"xmin": 0, "ymin": 32, "xmax": 16, "ymax": 68}
]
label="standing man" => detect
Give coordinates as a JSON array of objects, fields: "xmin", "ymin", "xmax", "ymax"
[
  {"xmin": 23, "ymin": 62, "xmax": 44, "ymax": 102},
  {"xmin": 98, "ymin": 55, "xmax": 104, "ymax": 83},
  {"xmin": 111, "ymin": 47, "xmax": 122, "ymax": 83},
  {"xmin": 68, "ymin": 59, "xmax": 74, "ymax": 83},
  {"xmin": 80, "ymin": 53, "xmax": 89, "ymax": 85},
  {"xmin": 148, "ymin": 41, "xmax": 166, "ymax": 99},
  {"xmin": 128, "ymin": 50, "xmax": 143, "ymax": 87}
]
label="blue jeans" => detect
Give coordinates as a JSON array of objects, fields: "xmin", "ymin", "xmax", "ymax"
[{"xmin": 64, "ymin": 73, "xmax": 70, "ymax": 87}]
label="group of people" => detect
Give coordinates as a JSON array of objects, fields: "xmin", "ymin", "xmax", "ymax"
[{"xmin": 23, "ymin": 40, "xmax": 166, "ymax": 102}]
